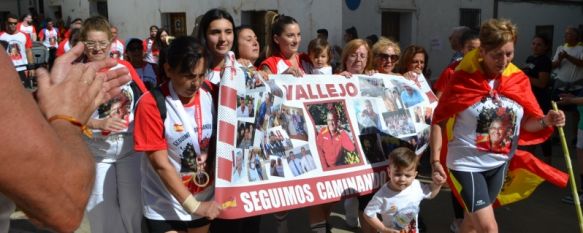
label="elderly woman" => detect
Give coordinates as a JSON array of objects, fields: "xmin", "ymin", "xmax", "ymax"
[
  {"xmin": 81, "ymin": 16, "xmax": 147, "ymax": 233},
  {"xmin": 371, "ymin": 37, "xmax": 401, "ymax": 74}
]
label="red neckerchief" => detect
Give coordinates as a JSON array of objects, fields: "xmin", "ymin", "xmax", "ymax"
[{"xmin": 432, "ymin": 49, "xmax": 553, "ymax": 146}]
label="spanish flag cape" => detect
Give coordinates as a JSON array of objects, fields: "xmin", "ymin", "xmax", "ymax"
[{"xmin": 432, "ymin": 49, "xmax": 568, "ymax": 207}]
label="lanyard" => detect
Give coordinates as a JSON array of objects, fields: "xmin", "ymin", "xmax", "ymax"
[{"xmin": 168, "ymin": 82, "xmax": 204, "ymax": 154}]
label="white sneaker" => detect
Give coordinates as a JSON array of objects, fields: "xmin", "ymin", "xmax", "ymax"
[
  {"xmin": 450, "ymin": 219, "xmax": 461, "ymax": 233},
  {"xmin": 561, "ymin": 194, "xmax": 583, "ymax": 205}
]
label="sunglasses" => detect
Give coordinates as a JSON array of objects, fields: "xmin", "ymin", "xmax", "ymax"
[
  {"xmin": 377, "ymin": 53, "xmax": 399, "ymax": 61},
  {"xmin": 7, "ymin": 22, "xmax": 18, "ymax": 25}
]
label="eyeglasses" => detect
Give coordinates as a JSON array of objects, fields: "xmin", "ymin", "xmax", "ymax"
[
  {"xmin": 348, "ymin": 53, "xmax": 368, "ymax": 61},
  {"xmin": 7, "ymin": 22, "xmax": 17, "ymax": 25},
  {"xmin": 377, "ymin": 53, "xmax": 399, "ymax": 62},
  {"xmin": 83, "ymin": 40, "xmax": 111, "ymax": 50}
]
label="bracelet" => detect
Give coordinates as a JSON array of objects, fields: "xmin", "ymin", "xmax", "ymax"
[
  {"xmin": 182, "ymin": 194, "xmax": 201, "ymax": 214},
  {"xmin": 540, "ymin": 118, "xmax": 548, "ymax": 129},
  {"xmin": 431, "ymin": 160, "xmax": 441, "ymax": 166},
  {"xmin": 48, "ymin": 115, "xmax": 93, "ymax": 138}
]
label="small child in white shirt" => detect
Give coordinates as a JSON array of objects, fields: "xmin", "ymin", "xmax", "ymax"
[
  {"xmin": 305, "ymin": 38, "xmax": 332, "ymax": 75},
  {"xmin": 364, "ymin": 147, "xmax": 445, "ymax": 233}
]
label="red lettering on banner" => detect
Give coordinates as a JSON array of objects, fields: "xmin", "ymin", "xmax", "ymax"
[
  {"xmin": 316, "ymin": 85, "xmax": 329, "ymax": 98},
  {"xmin": 292, "ymin": 83, "xmax": 358, "ymax": 101},
  {"xmin": 296, "ymin": 85, "xmax": 308, "ymax": 100},
  {"xmin": 346, "ymin": 82, "xmax": 358, "ymax": 97},
  {"xmin": 306, "ymin": 85, "xmax": 318, "ymax": 99},
  {"xmin": 216, "ymin": 167, "xmax": 387, "ymax": 219},
  {"xmin": 284, "ymin": 85, "xmax": 292, "ymax": 101},
  {"xmin": 326, "ymin": 84, "xmax": 338, "ymax": 98}
]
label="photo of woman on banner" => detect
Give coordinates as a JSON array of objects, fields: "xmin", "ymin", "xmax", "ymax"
[
  {"xmin": 256, "ymin": 92, "xmax": 273, "ymax": 130},
  {"xmin": 382, "ymin": 88, "xmax": 404, "ymax": 112},
  {"xmin": 400, "ymin": 84, "xmax": 424, "ymax": 108},
  {"xmin": 269, "ymin": 158, "xmax": 285, "ymax": 177},
  {"xmin": 313, "ymin": 103, "xmax": 361, "ymax": 169},
  {"xmin": 357, "ymin": 99, "xmax": 382, "ymax": 133},
  {"xmin": 360, "ymin": 76, "xmax": 386, "ymax": 97},
  {"xmin": 248, "ymin": 150, "xmax": 265, "ymax": 182},
  {"xmin": 274, "ymin": 106, "xmax": 309, "ymax": 141}
]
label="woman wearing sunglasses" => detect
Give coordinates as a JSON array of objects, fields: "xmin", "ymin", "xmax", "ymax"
[{"xmin": 371, "ymin": 37, "xmax": 401, "ymax": 75}]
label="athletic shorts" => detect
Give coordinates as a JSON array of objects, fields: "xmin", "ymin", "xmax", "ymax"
[
  {"xmin": 449, "ymin": 163, "xmax": 508, "ymax": 213},
  {"xmin": 144, "ymin": 217, "xmax": 210, "ymax": 233},
  {"xmin": 357, "ymin": 193, "xmax": 374, "ymax": 211}
]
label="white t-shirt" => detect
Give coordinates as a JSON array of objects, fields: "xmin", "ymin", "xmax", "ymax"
[
  {"xmin": 236, "ymin": 105, "xmax": 249, "ymax": 117},
  {"xmin": 39, "ymin": 27, "xmax": 59, "ymax": 48},
  {"xmin": 206, "ymin": 68, "xmax": 221, "ymax": 85},
  {"xmin": 0, "ymin": 31, "xmax": 31, "ymax": 71},
  {"xmin": 110, "ymin": 39, "xmax": 125, "ymax": 59},
  {"xmin": 311, "ymin": 66, "xmax": 332, "ymax": 75},
  {"xmin": 364, "ymin": 180, "xmax": 432, "ymax": 233},
  {"xmin": 301, "ymin": 58, "xmax": 332, "ymax": 75},
  {"xmin": 144, "ymin": 38, "xmax": 157, "ymax": 64},
  {"xmin": 84, "ymin": 63, "xmax": 140, "ymax": 163},
  {"xmin": 447, "ymin": 80, "xmax": 525, "ymax": 172},
  {"xmin": 0, "ymin": 193, "xmax": 15, "ymax": 233},
  {"xmin": 553, "ymin": 44, "xmax": 583, "ymax": 85},
  {"xmin": 134, "ymin": 81, "xmax": 216, "ymax": 221}
]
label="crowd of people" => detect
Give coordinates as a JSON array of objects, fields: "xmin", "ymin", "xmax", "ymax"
[{"xmin": 0, "ymin": 6, "xmax": 580, "ymax": 233}]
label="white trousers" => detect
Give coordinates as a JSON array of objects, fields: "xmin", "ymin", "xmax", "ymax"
[
  {"xmin": 86, "ymin": 153, "xmax": 143, "ymax": 233},
  {"xmin": 0, "ymin": 193, "xmax": 15, "ymax": 232}
]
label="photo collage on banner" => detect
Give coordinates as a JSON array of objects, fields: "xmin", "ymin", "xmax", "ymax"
[{"xmin": 215, "ymin": 60, "xmax": 436, "ymax": 218}]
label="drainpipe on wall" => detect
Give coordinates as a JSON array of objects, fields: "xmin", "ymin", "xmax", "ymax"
[
  {"xmin": 494, "ymin": 0, "xmax": 499, "ymax": 18},
  {"xmin": 17, "ymin": 0, "xmax": 22, "ymax": 16}
]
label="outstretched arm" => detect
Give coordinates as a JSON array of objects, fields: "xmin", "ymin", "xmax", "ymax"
[{"xmin": 0, "ymin": 44, "xmax": 130, "ymax": 232}]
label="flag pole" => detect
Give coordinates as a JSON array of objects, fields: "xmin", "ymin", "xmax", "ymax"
[{"xmin": 552, "ymin": 101, "xmax": 583, "ymax": 233}]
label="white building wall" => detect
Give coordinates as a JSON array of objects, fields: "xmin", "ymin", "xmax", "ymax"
[
  {"xmin": 61, "ymin": 0, "xmax": 91, "ymax": 21},
  {"xmin": 1, "ymin": 0, "xmax": 38, "ymax": 18},
  {"xmin": 342, "ymin": 0, "xmax": 492, "ymax": 80},
  {"xmin": 498, "ymin": 1, "xmax": 583, "ymax": 65},
  {"xmin": 105, "ymin": 0, "xmax": 342, "ymax": 52}
]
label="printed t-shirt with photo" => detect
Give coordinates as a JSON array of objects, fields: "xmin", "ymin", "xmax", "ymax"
[
  {"xmin": 134, "ymin": 81, "xmax": 217, "ymax": 221},
  {"xmin": 447, "ymin": 80, "xmax": 525, "ymax": 172}
]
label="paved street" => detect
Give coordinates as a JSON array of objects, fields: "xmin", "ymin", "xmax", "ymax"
[{"xmin": 9, "ymin": 142, "xmax": 582, "ymax": 233}]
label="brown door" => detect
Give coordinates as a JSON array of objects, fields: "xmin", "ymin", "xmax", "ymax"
[{"xmin": 170, "ymin": 13, "xmax": 186, "ymax": 37}]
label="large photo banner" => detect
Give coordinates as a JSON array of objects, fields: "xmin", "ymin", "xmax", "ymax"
[{"xmin": 213, "ymin": 54, "xmax": 437, "ymax": 219}]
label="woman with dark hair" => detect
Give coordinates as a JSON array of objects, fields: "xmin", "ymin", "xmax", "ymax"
[
  {"xmin": 126, "ymin": 38, "xmax": 158, "ymax": 90},
  {"xmin": 80, "ymin": 16, "xmax": 147, "ymax": 233},
  {"xmin": 154, "ymin": 28, "xmax": 171, "ymax": 84},
  {"xmin": 233, "ymin": 25, "xmax": 261, "ymax": 66},
  {"xmin": 396, "ymin": 45, "xmax": 431, "ymax": 83},
  {"xmin": 197, "ymin": 8, "xmax": 235, "ymax": 84},
  {"xmin": 522, "ymin": 34, "xmax": 553, "ymax": 163},
  {"xmin": 134, "ymin": 36, "xmax": 222, "ymax": 233},
  {"xmin": 260, "ymin": 14, "xmax": 305, "ymax": 77}
]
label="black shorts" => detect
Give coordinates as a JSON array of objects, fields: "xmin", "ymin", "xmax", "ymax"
[
  {"xmin": 449, "ymin": 163, "xmax": 508, "ymax": 213},
  {"xmin": 357, "ymin": 193, "xmax": 374, "ymax": 211},
  {"xmin": 144, "ymin": 217, "xmax": 210, "ymax": 233}
]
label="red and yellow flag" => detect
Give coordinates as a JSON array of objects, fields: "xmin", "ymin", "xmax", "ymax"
[{"xmin": 433, "ymin": 49, "xmax": 567, "ymax": 206}]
